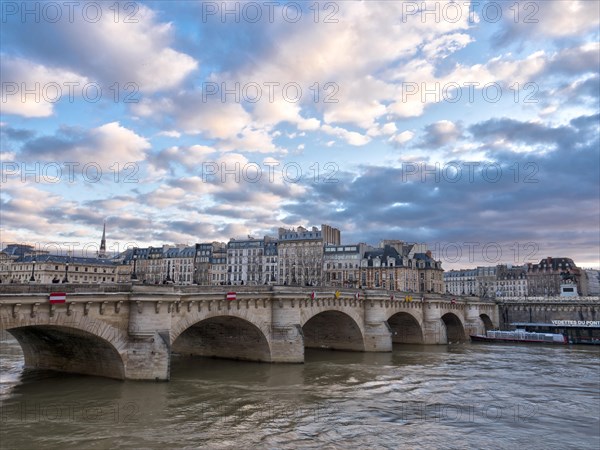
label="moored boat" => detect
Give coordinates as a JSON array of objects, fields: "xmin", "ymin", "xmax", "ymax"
[{"xmin": 470, "ymin": 329, "xmax": 568, "ymax": 344}]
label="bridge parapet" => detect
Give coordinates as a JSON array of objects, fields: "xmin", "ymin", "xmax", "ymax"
[{"xmin": 498, "ymin": 296, "xmax": 600, "ymax": 304}]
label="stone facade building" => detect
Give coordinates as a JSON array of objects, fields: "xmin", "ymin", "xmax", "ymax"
[
  {"xmin": 526, "ymin": 257, "xmax": 588, "ymax": 296},
  {"xmin": 278, "ymin": 224, "xmax": 341, "ymax": 286},
  {"xmin": 227, "ymin": 237, "xmax": 267, "ymax": 285},
  {"xmin": 323, "ymin": 243, "xmax": 369, "ymax": 288},
  {"xmin": 359, "ymin": 244, "xmax": 444, "ymax": 294},
  {"xmin": 6, "ymin": 254, "xmax": 129, "ymax": 284},
  {"xmin": 209, "ymin": 246, "xmax": 228, "ymax": 285},
  {"xmin": 494, "ymin": 265, "xmax": 528, "ymax": 298},
  {"xmin": 584, "ymin": 269, "xmax": 600, "ymax": 296}
]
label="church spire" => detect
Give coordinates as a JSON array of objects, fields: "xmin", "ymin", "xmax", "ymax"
[{"xmin": 99, "ymin": 222, "xmax": 106, "ymax": 258}]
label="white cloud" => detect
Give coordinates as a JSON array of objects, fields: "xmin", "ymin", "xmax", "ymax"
[
  {"xmin": 0, "ymin": 56, "xmax": 89, "ymax": 117},
  {"xmin": 55, "ymin": 5, "xmax": 197, "ymax": 92},
  {"xmin": 20, "ymin": 122, "xmax": 150, "ymax": 167},
  {"xmin": 503, "ymin": 1, "xmax": 600, "ymax": 39},
  {"xmin": 421, "ymin": 33, "xmax": 473, "ymax": 59},
  {"xmin": 321, "ymin": 124, "xmax": 371, "ymax": 146},
  {"xmin": 156, "ymin": 130, "xmax": 182, "ymax": 138},
  {"xmin": 390, "ymin": 131, "xmax": 415, "ymax": 145}
]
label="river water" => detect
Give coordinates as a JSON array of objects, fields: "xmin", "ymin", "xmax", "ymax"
[{"xmin": 1, "ymin": 333, "xmax": 599, "ymax": 450}]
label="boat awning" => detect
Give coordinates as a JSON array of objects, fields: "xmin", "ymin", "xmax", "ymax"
[{"xmin": 511, "ymin": 322, "xmax": 600, "ymax": 329}]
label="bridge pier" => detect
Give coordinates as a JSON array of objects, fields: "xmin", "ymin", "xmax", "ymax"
[
  {"xmin": 422, "ymin": 303, "xmax": 446, "ymax": 344},
  {"xmin": 126, "ymin": 301, "xmax": 171, "ymax": 380},
  {"xmin": 464, "ymin": 305, "xmax": 485, "ymax": 337},
  {"xmin": 364, "ymin": 299, "xmax": 392, "ymax": 352},
  {"xmin": 270, "ymin": 298, "xmax": 304, "ymax": 363}
]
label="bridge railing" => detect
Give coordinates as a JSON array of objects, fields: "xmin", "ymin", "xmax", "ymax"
[
  {"xmin": 0, "ymin": 282, "xmax": 497, "ymax": 305},
  {"xmin": 0, "ymin": 283, "xmax": 133, "ymax": 295}
]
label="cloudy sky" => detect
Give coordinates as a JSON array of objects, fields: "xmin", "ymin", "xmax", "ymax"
[{"xmin": 1, "ymin": 1, "xmax": 598, "ymax": 268}]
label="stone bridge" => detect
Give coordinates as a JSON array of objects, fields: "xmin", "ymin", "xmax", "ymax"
[{"xmin": 0, "ymin": 284, "xmax": 498, "ymax": 381}]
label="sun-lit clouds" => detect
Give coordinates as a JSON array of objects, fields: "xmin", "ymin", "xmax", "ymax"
[
  {"xmin": 495, "ymin": 0, "xmax": 600, "ymax": 43},
  {"xmin": 421, "ymin": 121, "xmax": 464, "ymax": 148},
  {"xmin": 0, "ymin": 55, "xmax": 89, "ymax": 117},
  {"xmin": 320, "ymin": 124, "xmax": 371, "ymax": 147},
  {"xmin": 1, "ymin": 4, "xmax": 197, "ymax": 94},
  {"xmin": 390, "ymin": 131, "xmax": 416, "ymax": 146},
  {"xmin": 421, "ymin": 33, "xmax": 473, "ymax": 59},
  {"xmin": 18, "ymin": 122, "xmax": 150, "ymax": 167},
  {"xmin": 0, "ymin": 185, "xmax": 78, "ymax": 240}
]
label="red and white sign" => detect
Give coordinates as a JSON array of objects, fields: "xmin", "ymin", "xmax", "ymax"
[
  {"xmin": 354, "ymin": 292, "xmax": 360, "ymax": 300},
  {"xmin": 226, "ymin": 292, "xmax": 237, "ymax": 301},
  {"xmin": 49, "ymin": 292, "xmax": 67, "ymax": 304}
]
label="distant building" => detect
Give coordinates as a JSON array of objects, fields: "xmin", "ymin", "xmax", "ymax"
[
  {"xmin": 263, "ymin": 238, "xmax": 278, "ymax": 285},
  {"xmin": 195, "ymin": 242, "xmax": 226, "ymax": 285},
  {"xmin": 526, "ymin": 257, "xmax": 588, "ymax": 296},
  {"xmin": 494, "ymin": 265, "xmax": 528, "ymax": 298},
  {"xmin": 444, "ymin": 269, "xmax": 477, "ymax": 296},
  {"xmin": 0, "ymin": 252, "xmax": 13, "ymax": 283},
  {"xmin": 584, "ymin": 269, "xmax": 600, "ymax": 296},
  {"xmin": 360, "ymin": 243, "xmax": 444, "ymax": 293},
  {"xmin": 323, "ymin": 243, "xmax": 369, "ymax": 288},
  {"xmin": 7, "ymin": 254, "xmax": 129, "ymax": 284},
  {"xmin": 165, "ymin": 246, "xmax": 196, "ymax": 284},
  {"xmin": 227, "ymin": 237, "xmax": 266, "ymax": 285},
  {"xmin": 209, "ymin": 246, "xmax": 228, "ymax": 285},
  {"xmin": 2, "ymin": 244, "xmax": 47, "ymax": 259},
  {"xmin": 124, "ymin": 245, "xmax": 200, "ymax": 285},
  {"xmin": 277, "ymin": 224, "xmax": 341, "ymax": 286}
]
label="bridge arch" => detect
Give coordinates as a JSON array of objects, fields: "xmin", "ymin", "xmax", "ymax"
[
  {"xmin": 171, "ymin": 315, "xmax": 272, "ymax": 362},
  {"xmin": 301, "ymin": 310, "xmax": 365, "ymax": 351},
  {"xmin": 6, "ymin": 324, "xmax": 126, "ymax": 380},
  {"xmin": 387, "ymin": 311, "xmax": 424, "ymax": 344},
  {"xmin": 480, "ymin": 314, "xmax": 494, "ymax": 331},
  {"xmin": 441, "ymin": 312, "xmax": 467, "ymax": 343}
]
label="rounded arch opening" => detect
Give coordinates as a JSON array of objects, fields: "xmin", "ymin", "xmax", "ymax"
[
  {"xmin": 7, "ymin": 325, "xmax": 125, "ymax": 380},
  {"xmin": 441, "ymin": 313, "xmax": 467, "ymax": 343},
  {"xmin": 387, "ymin": 312, "xmax": 423, "ymax": 344},
  {"xmin": 480, "ymin": 314, "xmax": 494, "ymax": 331},
  {"xmin": 302, "ymin": 311, "xmax": 365, "ymax": 351},
  {"xmin": 172, "ymin": 316, "xmax": 271, "ymax": 362}
]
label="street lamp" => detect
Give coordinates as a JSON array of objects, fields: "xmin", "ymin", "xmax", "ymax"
[
  {"xmin": 165, "ymin": 261, "xmax": 171, "ymax": 282},
  {"xmin": 131, "ymin": 254, "xmax": 138, "ymax": 280},
  {"xmin": 29, "ymin": 259, "xmax": 36, "ymax": 282},
  {"xmin": 63, "ymin": 259, "xmax": 69, "ymax": 283}
]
